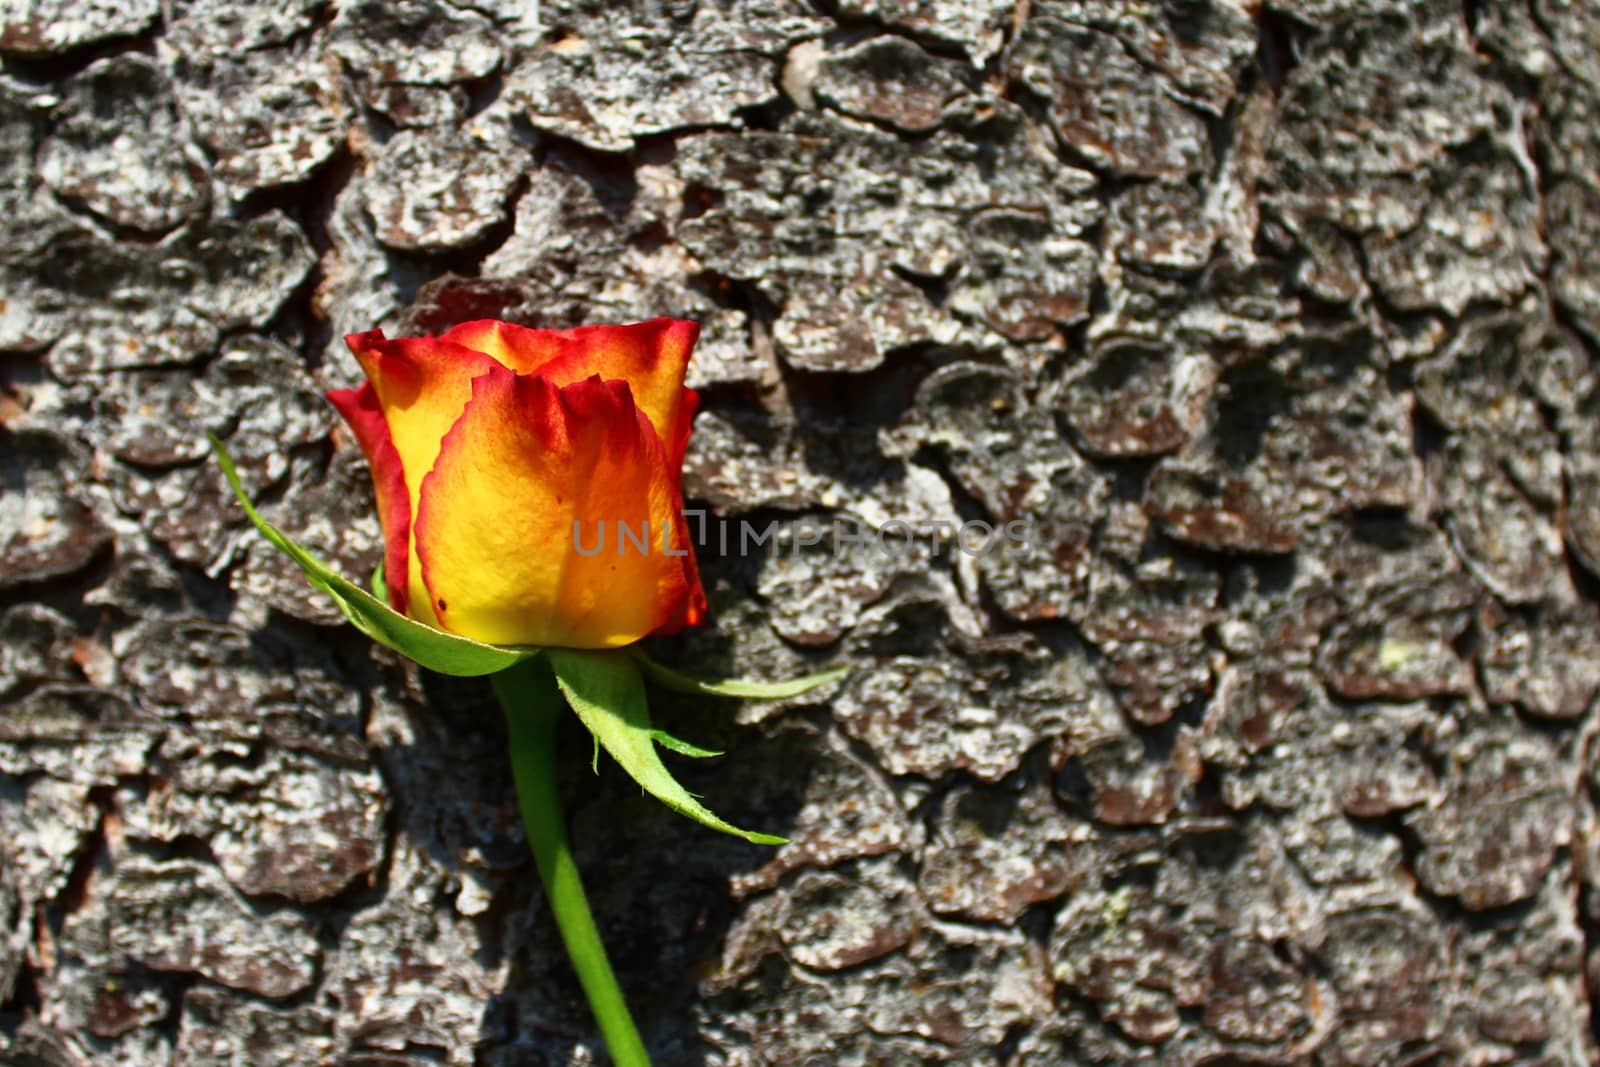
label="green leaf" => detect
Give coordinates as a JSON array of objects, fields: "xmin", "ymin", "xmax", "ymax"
[
  {"xmin": 211, "ymin": 435, "xmax": 538, "ymax": 678},
  {"xmin": 649, "ymin": 729, "xmax": 723, "ymax": 759},
  {"xmin": 632, "ymin": 652, "xmax": 848, "ymax": 700},
  {"xmin": 371, "ymin": 561, "xmax": 387, "ymax": 603},
  {"xmin": 547, "ymin": 648, "xmax": 784, "ymax": 845}
]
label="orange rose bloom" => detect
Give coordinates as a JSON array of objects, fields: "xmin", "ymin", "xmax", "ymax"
[{"xmin": 327, "ymin": 318, "xmax": 706, "ymax": 649}]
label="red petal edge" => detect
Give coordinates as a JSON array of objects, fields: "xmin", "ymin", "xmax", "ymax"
[{"xmin": 327, "ymin": 383, "xmax": 411, "ymax": 614}]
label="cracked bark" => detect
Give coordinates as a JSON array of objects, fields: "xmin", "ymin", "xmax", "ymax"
[{"xmin": 2, "ymin": 0, "xmax": 1598, "ymax": 1063}]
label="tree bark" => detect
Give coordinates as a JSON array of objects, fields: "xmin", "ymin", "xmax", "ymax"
[{"xmin": 2, "ymin": 0, "xmax": 1598, "ymax": 1063}]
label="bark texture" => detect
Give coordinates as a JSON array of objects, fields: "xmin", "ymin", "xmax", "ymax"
[{"xmin": 1, "ymin": 0, "xmax": 1598, "ymax": 1063}]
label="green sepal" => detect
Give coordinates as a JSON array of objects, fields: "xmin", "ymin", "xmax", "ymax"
[
  {"xmin": 632, "ymin": 651, "xmax": 848, "ymax": 700},
  {"xmin": 211, "ymin": 435, "xmax": 539, "ymax": 678},
  {"xmin": 547, "ymin": 648, "xmax": 785, "ymax": 845}
]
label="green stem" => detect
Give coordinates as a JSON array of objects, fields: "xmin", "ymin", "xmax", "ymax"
[{"xmin": 493, "ymin": 657, "xmax": 652, "ymax": 1067}]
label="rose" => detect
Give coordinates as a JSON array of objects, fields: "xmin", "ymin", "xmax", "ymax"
[
  {"xmin": 326, "ymin": 318, "xmax": 706, "ymax": 649},
  {"xmin": 211, "ymin": 315, "xmax": 844, "ymax": 1067}
]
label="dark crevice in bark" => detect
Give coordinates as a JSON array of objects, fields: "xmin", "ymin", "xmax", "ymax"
[
  {"xmin": 1253, "ymin": 6, "xmax": 1301, "ymax": 92},
  {"xmin": 0, "ymin": 24, "xmax": 163, "ymax": 85},
  {"xmin": 239, "ymin": 141, "xmax": 357, "ymax": 372}
]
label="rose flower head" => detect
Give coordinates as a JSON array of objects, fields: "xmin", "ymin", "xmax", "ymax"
[{"xmin": 327, "ymin": 319, "xmax": 706, "ymax": 649}]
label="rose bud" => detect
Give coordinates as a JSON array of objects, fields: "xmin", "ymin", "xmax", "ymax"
[{"xmin": 327, "ymin": 318, "xmax": 706, "ymax": 649}]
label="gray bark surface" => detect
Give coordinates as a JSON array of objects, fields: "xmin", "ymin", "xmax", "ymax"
[{"xmin": 0, "ymin": 0, "xmax": 1597, "ymax": 1063}]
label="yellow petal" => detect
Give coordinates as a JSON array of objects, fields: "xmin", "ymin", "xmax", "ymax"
[
  {"xmin": 344, "ymin": 329, "xmax": 505, "ymax": 625},
  {"xmin": 413, "ymin": 367, "xmax": 704, "ymax": 647}
]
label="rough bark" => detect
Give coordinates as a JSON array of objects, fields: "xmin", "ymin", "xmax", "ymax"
[{"xmin": 1, "ymin": 0, "xmax": 1597, "ymax": 1063}]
